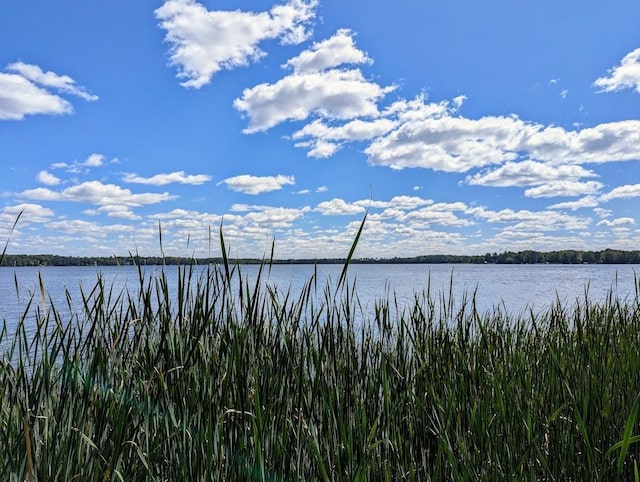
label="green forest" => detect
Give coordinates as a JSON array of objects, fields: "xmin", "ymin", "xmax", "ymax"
[{"xmin": 1, "ymin": 248, "xmax": 640, "ymax": 267}]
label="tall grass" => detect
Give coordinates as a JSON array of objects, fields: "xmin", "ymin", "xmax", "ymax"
[{"xmin": 1, "ymin": 239, "xmax": 640, "ymax": 479}]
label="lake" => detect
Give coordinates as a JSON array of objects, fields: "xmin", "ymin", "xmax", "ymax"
[{"xmin": 1, "ymin": 263, "xmax": 639, "ymax": 338}]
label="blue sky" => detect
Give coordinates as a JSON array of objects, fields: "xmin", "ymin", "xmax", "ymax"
[{"xmin": 1, "ymin": 0, "xmax": 640, "ymax": 259}]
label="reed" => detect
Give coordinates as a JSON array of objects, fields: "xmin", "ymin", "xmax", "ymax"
[{"xmin": 1, "ymin": 234, "xmax": 640, "ymax": 480}]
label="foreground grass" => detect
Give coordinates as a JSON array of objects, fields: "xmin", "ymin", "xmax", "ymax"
[{"xmin": 1, "ymin": 258, "xmax": 640, "ymax": 480}]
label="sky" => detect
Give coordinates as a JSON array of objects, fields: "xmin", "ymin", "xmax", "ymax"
[{"xmin": 1, "ymin": 0, "xmax": 640, "ymax": 259}]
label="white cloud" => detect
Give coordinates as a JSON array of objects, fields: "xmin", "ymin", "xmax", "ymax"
[
  {"xmin": 354, "ymin": 195, "xmax": 432, "ymax": 210},
  {"xmin": 86, "ymin": 205, "xmax": 141, "ymax": 220},
  {"xmin": 19, "ymin": 180, "xmax": 176, "ymax": 207},
  {"xmin": 46, "ymin": 219, "xmax": 132, "ymax": 235},
  {"xmin": 599, "ymin": 183, "xmax": 640, "ymax": 201},
  {"xmin": 401, "ymin": 202, "xmax": 473, "ymax": 227},
  {"xmin": 293, "ymin": 117, "xmax": 397, "ymax": 158},
  {"xmin": 123, "ymin": 170, "xmax": 211, "ymax": 186},
  {"xmin": 597, "ymin": 217, "xmax": 635, "ymax": 227},
  {"xmin": 83, "ymin": 153, "xmax": 104, "ymax": 167},
  {"xmin": 367, "ymin": 96, "xmax": 640, "ymax": 171},
  {"xmin": 548, "ymin": 196, "xmax": 600, "ymax": 211},
  {"xmin": 467, "ymin": 161, "xmax": 597, "ymax": 187},
  {"xmin": 523, "ymin": 180, "xmax": 603, "ymax": 198},
  {"xmin": 469, "ymin": 207, "xmax": 591, "ymax": 231},
  {"xmin": 594, "ymin": 47, "xmax": 640, "ymax": 94},
  {"xmin": 243, "ymin": 206, "xmax": 308, "ymax": 227},
  {"xmin": 235, "ymin": 68, "xmax": 394, "ymax": 133},
  {"xmin": 284, "ymin": 28, "xmax": 371, "ymax": 74},
  {"xmin": 155, "ymin": 0, "xmax": 317, "ymax": 88},
  {"xmin": 7, "ymin": 62, "xmax": 98, "ymax": 101},
  {"xmin": 0, "ymin": 72, "xmax": 71, "ymax": 120},
  {"xmin": 0, "ymin": 62, "xmax": 96, "ymax": 121},
  {"xmin": 316, "ymin": 198, "xmax": 366, "ymax": 215},
  {"xmin": 593, "ymin": 207, "xmax": 613, "ymax": 218},
  {"xmin": 524, "ymin": 120, "xmax": 640, "ymax": 164},
  {"xmin": 0, "ymin": 203, "xmax": 54, "ymax": 223},
  {"xmin": 365, "ymin": 96, "xmax": 528, "ymax": 172},
  {"xmin": 219, "ymin": 174, "xmax": 295, "ymax": 194},
  {"xmin": 36, "ymin": 170, "xmax": 61, "ymax": 186}
]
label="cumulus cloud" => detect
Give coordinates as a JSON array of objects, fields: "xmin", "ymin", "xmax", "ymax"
[
  {"xmin": 0, "ymin": 62, "xmax": 96, "ymax": 120},
  {"xmin": 597, "ymin": 217, "xmax": 635, "ymax": 227},
  {"xmin": 36, "ymin": 170, "xmax": 61, "ymax": 186},
  {"xmin": 234, "ymin": 29, "xmax": 394, "ymax": 133},
  {"xmin": 243, "ymin": 206, "xmax": 308, "ymax": 227},
  {"xmin": 7, "ymin": 62, "xmax": 97, "ymax": 101},
  {"xmin": 316, "ymin": 198, "xmax": 366, "ymax": 215},
  {"xmin": 354, "ymin": 195, "xmax": 432, "ymax": 210},
  {"xmin": 19, "ymin": 181, "xmax": 176, "ymax": 209},
  {"xmin": 219, "ymin": 174, "xmax": 295, "ymax": 194},
  {"xmin": 599, "ymin": 183, "xmax": 640, "ymax": 201},
  {"xmin": 293, "ymin": 117, "xmax": 397, "ymax": 158},
  {"xmin": 155, "ymin": 0, "xmax": 317, "ymax": 88},
  {"xmin": 468, "ymin": 207, "xmax": 591, "ymax": 232},
  {"xmin": 0, "ymin": 203, "xmax": 54, "ymax": 223},
  {"xmin": 523, "ymin": 180, "xmax": 604, "ymax": 198},
  {"xmin": 467, "ymin": 161, "xmax": 597, "ymax": 187},
  {"xmin": 85, "ymin": 205, "xmax": 141, "ymax": 220},
  {"xmin": 83, "ymin": 153, "xmax": 104, "ymax": 167},
  {"xmin": 235, "ymin": 69, "xmax": 394, "ymax": 133},
  {"xmin": 123, "ymin": 170, "xmax": 211, "ymax": 186},
  {"xmin": 548, "ymin": 196, "xmax": 600, "ymax": 211},
  {"xmin": 46, "ymin": 219, "xmax": 132, "ymax": 235},
  {"xmin": 364, "ymin": 96, "xmax": 529, "ymax": 171},
  {"xmin": 284, "ymin": 28, "xmax": 371, "ymax": 73},
  {"xmin": 401, "ymin": 202, "xmax": 473, "ymax": 227},
  {"xmin": 594, "ymin": 47, "xmax": 640, "ymax": 94}
]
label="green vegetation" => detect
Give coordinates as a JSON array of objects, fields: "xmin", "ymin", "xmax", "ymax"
[
  {"xmin": 1, "ymin": 229, "xmax": 640, "ymax": 479},
  {"xmin": 3, "ymin": 247, "xmax": 640, "ymax": 267}
]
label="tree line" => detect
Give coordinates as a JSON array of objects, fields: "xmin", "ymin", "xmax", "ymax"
[{"xmin": 1, "ymin": 248, "xmax": 640, "ymax": 267}]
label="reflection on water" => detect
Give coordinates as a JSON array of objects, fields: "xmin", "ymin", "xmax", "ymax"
[{"xmin": 1, "ymin": 263, "xmax": 639, "ymax": 346}]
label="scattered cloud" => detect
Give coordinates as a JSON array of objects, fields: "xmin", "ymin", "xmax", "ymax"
[
  {"xmin": 293, "ymin": 117, "xmax": 397, "ymax": 157},
  {"xmin": 548, "ymin": 196, "xmax": 600, "ymax": 211},
  {"xmin": 219, "ymin": 174, "xmax": 295, "ymax": 194},
  {"xmin": 0, "ymin": 203, "xmax": 54, "ymax": 223},
  {"xmin": 599, "ymin": 183, "xmax": 640, "ymax": 202},
  {"xmin": 594, "ymin": 47, "xmax": 640, "ymax": 94},
  {"xmin": 284, "ymin": 28, "xmax": 370, "ymax": 74},
  {"xmin": 523, "ymin": 180, "xmax": 604, "ymax": 198},
  {"xmin": 467, "ymin": 161, "xmax": 597, "ymax": 187},
  {"xmin": 0, "ymin": 62, "xmax": 96, "ymax": 120},
  {"xmin": 468, "ymin": 206, "xmax": 591, "ymax": 232},
  {"xmin": 123, "ymin": 170, "xmax": 211, "ymax": 186},
  {"xmin": 155, "ymin": 0, "xmax": 317, "ymax": 88},
  {"xmin": 234, "ymin": 29, "xmax": 395, "ymax": 133},
  {"xmin": 36, "ymin": 170, "xmax": 61, "ymax": 186},
  {"xmin": 316, "ymin": 198, "xmax": 366, "ymax": 215},
  {"xmin": 19, "ymin": 180, "xmax": 176, "ymax": 208},
  {"xmin": 83, "ymin": 153, "xmax": 104, "ymax": 167},
  {"xmin": 596, "ymin": 217, "xmax": 635, "ymax": 227}
]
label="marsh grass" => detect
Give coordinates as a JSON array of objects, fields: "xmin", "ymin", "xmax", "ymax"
[{"xmin": 2, "ymin": 232, "xmax": 640, "ymax": 480}]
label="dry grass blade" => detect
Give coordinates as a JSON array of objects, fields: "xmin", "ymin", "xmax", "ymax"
[{"xmin": 0, "ymin": 210, "xmax": 22, "ymax": 265}]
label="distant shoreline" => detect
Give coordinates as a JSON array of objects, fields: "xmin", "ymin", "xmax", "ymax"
[{"xmin": 2, "ymin": 248, "xmax": 640, "ymax": 266}]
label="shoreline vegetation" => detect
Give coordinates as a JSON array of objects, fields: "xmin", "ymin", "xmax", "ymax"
[
  {"xmin": 2, "ymin": 247, "xmax": 640, "ymax": 267},
  {"xmin": 2, "ymin": 224, "xmax": 640, "ymax": 479}
]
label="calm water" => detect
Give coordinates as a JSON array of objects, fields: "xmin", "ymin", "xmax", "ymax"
[{"xmin": 1, "ymin": 263, "xmax": 639, "ymax": 338}]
